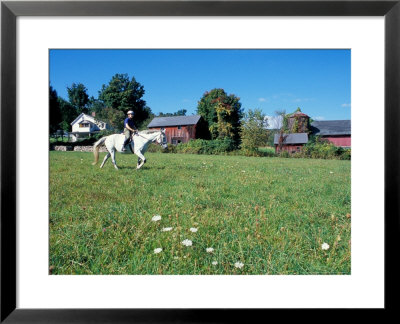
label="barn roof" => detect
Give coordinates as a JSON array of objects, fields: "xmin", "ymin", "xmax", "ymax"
[
  {"xmin": 289, "ymin": 111, "xmax": 309, "ymax": 117},
  {"xmin": 274, "ymin": 133, "xmax": 308, "ymax": 145},
  {"xmin": 310, "ymin": 120, "xmax": 351, "ymax": 136},
  {"xmin": 148, "ymin": 115, "xmax": 201, "ymax": 127}
]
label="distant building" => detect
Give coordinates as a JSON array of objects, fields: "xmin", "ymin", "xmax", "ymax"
[
  {"xmin": 310, "ymin": 120, "xmax": 351, "ymax": 148},
  {"xmin": 70, "ymin": 113, "xmax": 109, "ymax": 141},
  {"xmin": 147, "ymin": 115, "xmax": 207, "ymax": 144},
  {"xmin": 286, "ymin": 110, "xmax": 310, "ymax": 133},
  {"xmin": 274, "ymin": 107, "xmax": 351, "ymax": 153},
  {"xmin": 274, "ymin": 133, "xmax": 309, "ymax": 153}
]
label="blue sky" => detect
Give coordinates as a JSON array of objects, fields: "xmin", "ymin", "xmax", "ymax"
[{"xmin": 50, "ymin": 49, "xmax": 350, "ymax": 123}]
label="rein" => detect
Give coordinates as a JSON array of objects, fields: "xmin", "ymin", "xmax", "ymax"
[{"xmin": 132, "ymin": 132, "xmax": 161, "ymax": 142}]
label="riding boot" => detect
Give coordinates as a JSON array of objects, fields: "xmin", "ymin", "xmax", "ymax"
[{"xmin": 122, "ymin": 138, "xmax": 130, "ymax": 151}]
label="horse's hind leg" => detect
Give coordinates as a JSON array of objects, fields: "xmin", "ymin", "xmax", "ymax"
[
  {"xmin": 100, "ymin": 152, "xmax": 111, "ymax": 168},
  {"xmin": 111, "ymin": 150, "xmax": 119, "ymax": 170}
]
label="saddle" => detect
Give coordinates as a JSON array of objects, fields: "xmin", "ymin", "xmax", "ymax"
[{"xmin": 122, "ymin": 134, "xmax": 135, "ymax": 153}]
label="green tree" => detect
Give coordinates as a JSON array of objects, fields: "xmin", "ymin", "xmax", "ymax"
[
  {"xmin": 96, "ymin": 107, "xmax": 125, "ymax": 131},
  {"xmin": 275, "ymin": 109, "xmax": 287, "ymax": 152},
  {"xmin": 158, "ymin": 109, "xmax": 187, "ymax": 117},
  {"xmin": 88, "ymin": 96, "xmax": 106, "ymax": 115},
  {"xmin": 58, "ymin": 120, "xmax": 70, "ymax": 133},
  {"xmin": 67, "ymin": 83, "xmax": 89, "ymax": 114},
  {"xmin": 175, "ymin": 109, "xmax": 187, "ymax": 116},
  {"xmin": 49, "ymin": 86, "xmax": 62, "ymax": 134},
  {"xmin": 240, "ymin": 109, "xmax": 269, "ymax": 155},
  {"xmin": 196, "ymin": 88, "xmax": 243, "ymax": 146},
  {"xmin": 98, "ymin": 73, "xmax": 150, "ymax": 128},
  {"xmin": 58, "ymin": 97, "xmax": 77, "ymax": 129}
]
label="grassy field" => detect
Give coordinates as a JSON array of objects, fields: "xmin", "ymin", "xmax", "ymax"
[{"xmin": 50, "ymin": 151, "xmax": 351, "ymax": 275}]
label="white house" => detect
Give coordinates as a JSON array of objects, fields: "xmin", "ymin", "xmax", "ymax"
[{"xmin": 70, "ymin": 113, "xmax": 109, "ymax": 141}]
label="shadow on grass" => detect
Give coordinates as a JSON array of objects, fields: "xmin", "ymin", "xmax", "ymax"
[{"xmin": 119, "ymin": 165, "xmax": 166, "ymax": 171}]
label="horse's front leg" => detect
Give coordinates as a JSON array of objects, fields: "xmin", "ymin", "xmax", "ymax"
[{"xmin": 135, "ymin": 150, "xmax": 146, "ymax": 169}]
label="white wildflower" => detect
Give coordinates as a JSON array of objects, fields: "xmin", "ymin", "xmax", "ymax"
[
  {"xmin": 212, "ymin": 261, "xmax": 218, "ymax": 265},
  {"xmin": 162, "ymin": 227, "xmax": 173, "ymax": 232},
  {"xmin": 182, "ymin": 239, "xmax": 193, "ymax": 247},
  {"xmin": 234, "ymin": 262, "xmax": 244, "ymax": 269},
  {"xmin": 321, "ymin": 243, "xmax": 330, "ymax": 250},
  {"xmin": 153, "ymin": 248, "xmax": 162, "ymax": 254},
  {"xmin": 330, "ymin": 171, "xmax": 334, "ymax": 174},
  {"xmin": 152, "ymin": 215, "xmax": 162, "ymax": 222},
  {"xmin": 189, "ymin": 227, "xmax": 198, "ymax": 233},
  {"xmin": 206, "ymin": 247, "xmax": 214, "ymax": 253},
  {"xmin": 173, "ymin": 256, "xmax": 179, "ymax": 260}
]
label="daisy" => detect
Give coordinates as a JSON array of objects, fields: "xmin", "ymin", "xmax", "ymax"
[
  {"xmin": 234, "ymin": 262, "xmax": 244, "ymax": 269},
  {"xmin": 189, "ymin": 228, "xmax": 198, "ymax": 233},
  {"xmin": 154, "ymin": 248, "xmax": 162, "ymax": 254},
  {"xmin": 206, "ymin": 247, "xmax": 214, "ymax": 253},
  {"xmin": 212, "ymin": 261, "xmax": 218, "ymax": 266},
  {"xmin": 321, "ymin": 242, "xmax": 330, "ymax": 250},
  {"xmin": 162, "ymin": 227, "xmax": 173, "ymax": 232},
  {"xmin": 182, "ymin": 239, "xmax": 193, "ymax": 247},
  {"xmin": 152, "ymin": 215, "xmax": 162, "ymax": 222}
]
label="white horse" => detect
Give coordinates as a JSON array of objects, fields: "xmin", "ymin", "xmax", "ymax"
[{"xmin": 92, "ymin": 129, "xmax": 167, "ymax": 170}]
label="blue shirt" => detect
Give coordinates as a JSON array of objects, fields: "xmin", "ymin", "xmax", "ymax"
[{"xmin": 124, "ymin": 117, "xmax": 136, "ymax": 130}]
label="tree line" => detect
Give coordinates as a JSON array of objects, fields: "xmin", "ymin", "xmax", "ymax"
[{"xmin": 50, "ymin": 73, "xmax": 272, "ymax": 154}]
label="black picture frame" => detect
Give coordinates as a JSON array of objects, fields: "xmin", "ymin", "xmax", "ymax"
[{"xmin": 1, "ymin": 0, "xmax": 399, "ymax": 322}]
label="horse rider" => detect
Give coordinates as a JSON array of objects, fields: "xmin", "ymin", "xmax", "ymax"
[{"xmin": 122, "ymin": 110, "xmax": 138, "ymax": 151}]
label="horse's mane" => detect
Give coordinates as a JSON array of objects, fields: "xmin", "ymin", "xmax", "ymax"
[{"xmin": 139, "ymin": 130, "xmax": 161, "ymax": 135}]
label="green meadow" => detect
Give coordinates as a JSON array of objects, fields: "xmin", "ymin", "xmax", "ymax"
[{"xmin": 49, "ymin": 151, "xmax": 351, "ymax": 275}]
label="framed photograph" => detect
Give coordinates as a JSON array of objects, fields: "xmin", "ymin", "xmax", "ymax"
[{"xmin": 1, "ymin": 0, "xmax": 399, "ymax": 322}]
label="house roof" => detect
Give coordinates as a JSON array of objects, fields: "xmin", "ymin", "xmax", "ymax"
[
  {"xmin": 310, "ymin": 120, "xmax": 351, "ymax": 136},
  {"xmin": 148, "ymin": 115, "xmax": 201, "ymax": 127},
  {"xmin": 274, "ymin": 133, "xmax": 308, "ymax": 145},
  {"xmin": 71, "ymin": 113, "xmax": 107, "ymax": 126},
  {"xmin": 71, "ymin": 113, "xmax": 86, "ymax": 125}
]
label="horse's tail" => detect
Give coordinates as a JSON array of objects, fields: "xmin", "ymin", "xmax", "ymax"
[{"xmin": 92, "ymin": 136, "xmax": 108, "ymax": 165}]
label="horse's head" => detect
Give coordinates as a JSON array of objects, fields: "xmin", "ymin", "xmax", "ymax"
[{"xmin": 155, "ymin": 129, "xmax": 168, "ymax": 149}]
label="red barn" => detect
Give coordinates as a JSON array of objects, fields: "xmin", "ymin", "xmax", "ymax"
[
  {"xmin": 147, "ymin": 115, "xmax": 205, "ymax": 144},
  {"xmin": 274, "ymin": 133, "xmax": 309, "ymax": 153},
  {"xmin": 310, "ymin": 120, "xmax": 351, "ymax": 148}
]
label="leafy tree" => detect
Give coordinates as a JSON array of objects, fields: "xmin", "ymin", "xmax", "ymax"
[
  {"xmin": 140, "ymin": 111, "xmax": 156, "ymax": 130},
  {"xmin": 49, "ymin": 86, "xmax": 62, "ymax": 134},
  {"xmin": 175, "ymin": 109, "xmax": 187, "ymax": 116},
  {"xmin": 96, "ymin": 107, "xmax": 125, "ymax": 131},
  {"xmin": 240, "ymin": 109, "xmax": 269, "ymax": 155},
  {"xmin": 275, "ymin": 109, "xmax": 287, "ymax": 152},
  {"xmin": 196, "ymin": 88, "xmax": 243, "ymax": 146},
  {"xmin": 88, "ymin": 96, "xmax": 106, "ymax": 114},
  {"xmin": 195, "ymin": 117, "xmax": 212, "ymax": 140},
  {"xmin": 139, "ymin": 106, "xmax": 153, "ymax": 129},
  {"xmin": 158, "ymin": 109, "xmax": 187, "ymax": 117},
  {"xmin": 58, "ymin": 97, "xmax": 77, "ymax": 129},
  {"xmin": 67, "ymin": 83, "xmax": 89, "ymax": 114},
  {"xmin": 98, "ymin": 73, "xmax": 150, "ymax": 128},
  {"xmin": 58, "ymin": 120, "xmax": 70, "ymax": 133}
]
